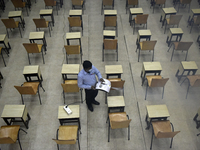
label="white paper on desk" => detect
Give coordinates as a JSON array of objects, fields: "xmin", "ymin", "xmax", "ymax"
[{"xmin": 96, "ymin": 78, "xmax": 111, "ymax": 93}]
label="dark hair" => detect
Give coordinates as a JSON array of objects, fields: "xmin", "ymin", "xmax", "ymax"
[{"xmin": 83, "ymin": 60, "xmax": 92, "ymax": 69}]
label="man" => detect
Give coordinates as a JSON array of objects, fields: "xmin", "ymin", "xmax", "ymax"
[{"xmin": 78, "ymin": 60, "xmax": 104, "ymax": 112}]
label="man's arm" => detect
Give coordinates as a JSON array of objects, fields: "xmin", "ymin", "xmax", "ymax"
[
  {"xmin": 93, "ymin": 66, "xmax": 103, "ymax": 81},
  {"xmin": 78, "ymin": 75, "xmax": 92, "ymax": 89}
]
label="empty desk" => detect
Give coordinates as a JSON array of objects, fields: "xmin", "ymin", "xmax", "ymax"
[
  {"xmin": 8, "ymin": 11, "xmax": 25, "ymax": 28},
  {"xmin": 129, "ymin": 8, "xmax": 143, "ymax": 26},
  {"xmin": 29, "ymin": 32, "xmax": 47, "ymax": 51},
  {"xmin": 188, "ymin": 9, "xmax": 200, "ymax": 25},
  {"xmin": 175, "ymin": 61, "xmax": 198, "ymax": 82},
  {"xmin": 61, "ymin": 64, "xmax": 80, "ymax": 81},
  {"xmin": 58, "ymin": 105, "xmax": 81, "ymax": 130},
  {"xmin": 166, "ymin": 28, "xmax": 183, "ymax": 47},
  {"xmin": 105, "ymin": 65, "xmax": 123, "ymax": 78},
  {"xmin": 69, "ymin": 9, "xmax": 82, "ymax": 19},
  {"xmin": 104, "ymin": 10, "xmax": 117, "ymax": 16},
  {"xmin": 141, "ymin": 62, "xmax": 162, "ymax": 86},
  {"xmin": 103, "ymin": 30, "xmax": 116, "ymax": 39},
  {"xmin": 0, "ymin": 34, "xmax": 11, "ymax": 53},
  {"xmin": 136, "ymin": 29, "xmax": 152, "ymax": 48},
  {"xmin": 160, "ymin": 7, "xmax": 177, "ymax": 27},
  {"xmin": 145, "ymin": 104, "xmax": 170, "ymax": 129},
  {"xmin": 40, "ymin": 9, "xmax": 55, "ymax": 26},
  {"xmin": 66, "ymin": 32, "xmax": 82, "ymax": 46},
  {"xmin": 1, "ymin": 105, "xmax": 31, "ymax": 129},
  {"xmin": 107, "ymin": 96, "xmax": 125, "ymax": 113}
]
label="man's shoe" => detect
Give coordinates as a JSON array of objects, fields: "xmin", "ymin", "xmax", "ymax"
[
  {"xmin": 87, "ymin": 104, "xmax": 93, "ymax": 112},
  {"xmin": 92, "ymin": 100, "xmax": 100, "ymax": 105}
]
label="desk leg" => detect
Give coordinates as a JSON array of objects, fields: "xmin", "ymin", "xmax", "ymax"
[
  {"xmin": 59, "ymin": 119, "xmax": 63, "ymax": 125},
  {"xmin": 67, "ymin": 39, "xmax": 70, "ymax": 45},
  {"xmin": 3, "ymin": 118, "xmax": 10, "ymax": 125},
  {"xmin": 78, "ymin": 118, "xmax": 81, "ymax": 131},
  {"xmin": 142, "ymin": 73, "xmax": 146, "ymax": 86},
  {"xmin": 22, "ymin": 118, "xmax": 29, "ymax": 129},
  {"xmin": 51, "ymin": 14, "xmax": 55, "ymax": 26},
  {"xmin": 178, "ymin": 71, "xmax": 184, "ymax": 82},
  {"xmin": 192, "ymin": 70, "xmax": 197, "ymax": 75},
  {"xmin": 117, "ymin": 74, "xmax": 121, "ymax": 78}
]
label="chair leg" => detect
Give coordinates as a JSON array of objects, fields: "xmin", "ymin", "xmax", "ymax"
[
  {"xmin": 78, "ymin": 134, "xmax": 80, "ymax": 150},
  {"xmin": 128, "ymin": 125, "xmax": 130, "ymax": 140},
  {"xmin": 18, "ymin": 137, "xmax": 22, "ymax": 150},
  {"xmin": 108, "ymin": 120, "xmax": 110, "ymax": 142},
  {"xmin": 21, "ymin": 95, "xmax": 24, "ymax": 104},
  {"xmin": 105, "ymin": 92, "xmax": 107, "ymax": 104},
  {"xmin": 116, "ymin": 22, "xmax": 118, "ymax": 37},
  {"xmin": 170, "ymin": 47, "xmax": 175, "ymax": 61},
  {"xmin": 57, "ymin": 144, "xmax": 59, "ymax": 150},
  {"xmin": 41, "ymin": 49, "xmax": 45, "ymax": 64},
  {"xmin": 26, "ymin": 6, "xmax": 29, "ymax": 16},
  {"xmin": 150, "ymin": 128, "xmax": 154, "ymax": 150},
  {"xmin": 138, "ymin": 49, "xmax": 140, "ymax": 62},
  {"xmin": 186, "ymin": 85, "xmax": 190, "ymax": 99},
  {"xmin": 66, "ymin": 53, "xmax": 68, "ymax": 64},
  {"xmin": 27, "ymin": 53, "xmax": 31, "ymax": 65},
  {"xmin": 185, "ymin": 50, "xmax": 188, "ymax": 61},
  {"xmin": 170, "ymin": 137, "xmax": 174, "ymax": 148},
  {"xmin": 102, "ymin": 44, "xmax": 104, "ymax": 61},
  {"xmin": 116, "ymin": 44, "xmax": 118, "ymax": 61},
  {"xmin": 6, "ymin": 28, "xmax": 9, "ymax": 38},
  {"xmin": 63, "ymin": 90, "xmax": 65, "ymax": 104},
  {"xmin": 38, "ymin": 88, "xmax": 42, "ymax": 105},
  {"xmin": 18, "ymin": 26, "xmax": 22, "ymax": 38},
  {"xmin": 152, "ymin": 50, "xmax": 154, "ymax": 61},
  {"xmin": 162, "ymin": 86, "xmax": 165, "ymax": 99},
  {"xmin": 49, "ymin": 26, "xmax": 51, "ymax": 37},
  {"xmin": 145, "ymin": 82, "xmax": 148, "ymax": 100},
  {"xmin": 1, "ymin": 53, "xmax": 6, "ymax": 67}
]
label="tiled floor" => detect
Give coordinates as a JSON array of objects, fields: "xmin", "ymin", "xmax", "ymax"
[{"xmin": 0, "ymin": 0, "xmax": 200, "ymax": 149}]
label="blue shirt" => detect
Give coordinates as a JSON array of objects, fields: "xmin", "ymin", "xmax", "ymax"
[{"xmin": 78, "ymin": 65, "xmax": 102, "ymax": 89}]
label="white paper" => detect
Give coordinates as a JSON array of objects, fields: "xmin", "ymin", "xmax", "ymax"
[{"xmin": 96, "ymin": 78, "xmax": 111, "ymax": 93}]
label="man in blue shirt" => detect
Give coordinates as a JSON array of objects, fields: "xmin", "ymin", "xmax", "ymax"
[{"xmin": 78, "ymin": 60, "xmax": 104, "ymax": 112}]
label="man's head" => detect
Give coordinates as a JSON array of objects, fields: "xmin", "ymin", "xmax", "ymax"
[{"xmin": 83, "ymin": 60, "xmax": 92, "ymax": 73}]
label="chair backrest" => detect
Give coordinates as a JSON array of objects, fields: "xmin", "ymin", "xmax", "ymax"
[
  {"xmin": 193, "ymin": 79, "xmax": 200, "ymax": 87},
  {"xmin": 1, "ymin": 18, "xmax": 17, "ymax": 28},
  {"xmin": 155, "ymin": 0, "xmax": 166, "ymax": 4},
  {"xmin": 180, "ymin": 0, "xmax": 192, "ymax": 4},
  {"xmin": 169, "ymin": 15, "xmax": 182, "ymax": 25},
  {"xmin": 0, "ymin": 137, "xmax": 15, "ymax": 144},
  {"xmin": 68, "ymin": 17, "xmax": 82, "ymax": 27},
  {"xmin": 104, "ymin": 39, "xmax": 117, "ymax": 50},
  {"xmin": 61, "ymin": 80, "xmax": 79, "ymax": 93},
  {"xmin": 108, "ymin": 78, "xmax": 125, "ymax": 90},
  {"xmin": 103, "ymin": 0, "xmax": 113, "ymax": 6},
  {"xmin": 105, "ymin": 16, "xmax": 117, "ymax": 27},
  {"xmin": 33, "ymin": 18, "xmax": 47, "ymax": 28},
  {"xmin": 72, "ymin": 0, "xmax": 82, "ymax": 5},
  {"xmin": 176, "ymin": 42, "xmax": 193, "ymax": 51},
  {"xmin": 141, "ymin": 40, "xmax": 157, "ymax": 50},
  {"xmin": 194, "ymin": 15, "xmax": 200, "ymax": 24},
  {"xmin": 64, "ymin": 45, "xmax": 80, "ymax": 55},
  {"xmin": 52, "ymin": 139, "xmax": 76, "ymax": 145},
  {"xmin": 135, "ymin": 14, "xmax": 149, "ymax": 24},
  {"xmin": 150, "ymin": 78, "xmax": 169, "ymax": 87},
  {"xmin": 156, "ymin": 131, "xmax": 180, "ymax": 138},
  {"xmin": 11, "ymin": 0, "xmax": 24, "ymax": 8},
  {"xmin": 128, "ymin": 0, "xmax": 138, "ymax": 5},
  {"xmin": 111, "ymin": 119, "xmax": 132, "ymax": 129},
  {"xmin": 14, "ymin": 85, "xmax": 36, "ymax": 95},
  {"xmin": 23, "ymin": 43, "xmax": 40, "ymax": 53},
  {"xmin": 44, "ymin": 0, "xmax": 55, "ymax": 6}
]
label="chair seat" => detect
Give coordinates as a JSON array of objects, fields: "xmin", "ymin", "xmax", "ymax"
[
  {"xmin": 139, "ymin": 42, "xmax": 154, "ymax": 50},
  {"xmin": 65, "ymin": 80, "xmax": 78, "ymax": 84},
  {"xmin": 152, "ymin": 120, "xmax": 171, "ymax": 137},
  {"xmin": 59, "ymin": 125, "xmax": 78, "ymax": 144},
  {"xmin": 187, "ymin": 75, "xmax": 200, "ymax": 86},
  {"xmin": 108, "ymin": 78, "xmax": 121, "ymax": 82},
  {"xmin": 109, "ymin": 112, "xmax": 127, "ymax": 122},
  {"xmin": 0, "ymin": 125, "xmax": 20, "ymax": 143},
  {"xmin": 23, "ymin": 82, "xmax": 39, "ymax": 94},
  {"xmin": 146, "ymin": 75, "xmax": 162, "ymax": 86}
]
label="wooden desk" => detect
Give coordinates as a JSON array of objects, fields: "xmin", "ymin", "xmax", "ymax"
[
  {"xmin": 105, "ymin": 65, "xmax": 123, "ymax": 78},
  {"xmin": 188, "ymin": 9, "xmax": 200, "ymax": 24},
  {"xmin": 8, "ymin": 11, "xmax": 25, "ymax": 28},
  {"xmin": 61, "ymin": 64, "xmax": 80, "ymax": 80},
  {"xmin": 29, "ymin": 32, "xmax": 47, "ymax": 51},
  {"xmin": 69, "ymin": 10, "xmax": 82, "ymax": 20},
  {"xmin": 58, "ymin": 105, "xmax": 81, "ymax": 130},
  {"xmin": 141, "ymin": 62, "xmax": 162, "ymax": 86},
  {"xmin": 129, "ymin": 8, "xmax": 143, "ymax": 26},
  {"xmin": 40, "ymin": 9, "xmax": 55, "ymax": 26},
  {"xmin": 107, "ymin": 96, "xmax": 125, "ymax": 113},
  {"xmin": 103, "ymin": 30, "xmax": 116, "ymax": 39},
  {"xmin": 160, "ymin": 7, "xmax": 177, "ymax": 27},
  {"xmin": 0, "ymin": 34, "xmax": 11, "ymax": 53},
  {"xmin": 166, "ymin": 28, "xmax": 183, "ymax": 47},
  {"xmin": 66, "ymin": 32, "xmax": 82, "ymax": 45},
  {"xmin": 104, "ymin": 10, "xmax": 117, "ymax": 16},
  {"xmin": 136, "ymin": 29, "xmax": 152, "ymax": 48},
  {"xmin": 145, "ymin": 104, "xmax": 170, "ymax": 129},
  {"xmin": 175, "ymin": 61, "xmax": 198, "ymax": 82},
  {"xmin": 1, "ymin": 105, "xmax": 31, "ymax": 129}
]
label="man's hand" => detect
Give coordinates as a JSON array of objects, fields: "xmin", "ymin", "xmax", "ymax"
[
  {"xmin": 91, "ymin": 86, "xmax": 96, "ymax": 90},
  {"xmin": 100, "ymin": 78, "xmax": 104, "ymax": 83}
]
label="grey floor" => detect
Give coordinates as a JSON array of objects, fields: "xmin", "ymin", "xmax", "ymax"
[{"xmin": 0, "ymin": 0, "xmax": 200, "ymax": 149}]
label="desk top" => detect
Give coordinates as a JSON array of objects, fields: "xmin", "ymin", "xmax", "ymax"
[
  {"xmin": 103, "ymin": 30, "xmax": 116, "ymax": 37},
  {"xmin": 69, "ymin": 10, "xmax": 82, "ymax": 16},
  {"xmin": 8, "ymin": 11, "xmax": 22, "ymax": 17},
  {"xmin": 105, "ymin": 65, "xmax": 123, "ymax": 74},
  {"xmin": 23, "ymin": 65, "xmax": 40, "ymax": 74},
  {"xmin": 29, "ymin": 32, "xmax": 44, "ymax": 40},
  {"xmin": 58, "ymin": 105, "xmax": 79, "ymax": 119},
  {"xmin": 0, "ymin": 34, "xmax": 6, "ymax": 41},
  {"xmin": 138, "ymin": 30, "xmax": 152, "ymax": 36},
  {"xmin": 162, "ymin": 7, "xmax": 177, "ymax": 14},
  {"xmin": 170, "ymin": 28, "xmax": 183, "ymax": 34},
  {"xmin": 191, "ymin": 9, "xmax": 200, "ymax": 15},
  {"xmin": 104, "ymin": 10, "xmax": 117, "ymax": 15},
  {"xmin": 107, "ymin": 96, "xmax": 125, "ymax": 108},
  {"xmin": 146, "ymin": 104, "xmax": 170, "ymax": 118},
  {"xmin": 1, "ymin": 105, "xmax": 25, "ymax": 118},
  {"xmin": 130, "ymin": 8, "xmax": 143, "ymax": 15},
  {"xmin": 66, "ymin": 32, "xmax": 81, "ymax": 40},
  {"xmin": 143, "ymin": 62, "xmax": 162, "ymax": 71},
  {"xmin": 61, "ymin": 64, "xmax": 80, "ymax": 74},
  {"xmin": 40, "ymin": 9, "xmax": 53, "ymax": 15},
  {"xmin": 181, "ymin": 61, "xmax": 198, "ymax": 70}
]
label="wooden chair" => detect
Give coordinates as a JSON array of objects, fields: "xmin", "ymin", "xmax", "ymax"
[
  {"xmin": 1, "ymin": 18, "xmax": 23, "ymax": 38},
  {"xmin": 125, "ymin": 0, "xmax": 139, "ymax": 14},
  {"xmin": 33, "ymin": 18, "xmax": 52, "ymax": 37},
  {"xmin": 61, "ymin": 80, "xmax": 83, "ymax": 104},
  {"xmin": 133, "ymin": 14, "xmax": 148, "ymax": 34},
  {"xmin": 150, "ymin": 120, "xmax": 180, "ymax": 150},
  {"xmin": 108, "ymin": 112, "xmax": 131, "ymax": 142},
  {"xmin": 189, "ymin": 15, "xmax": 200, "ymax": 33},
  {"xmin": 102, "ymin": 39, "xmax": 118, "ymax": 61},
  {"xmin": 145, "ymin": 75, "xmax": 169, "ymax": 100},
  {"xmin": 164, "ymin": 15, "xmax": 182, "ymax": 34},
  {"xmin": 101, "ymin": 0, "xmax": 114, "ymax": 15},
  {"xmin": 105, "ymin": 78, "xmax": 125, "ymax": 104},
  {"xmin": 14, "ymin": 82, "xmax": 45, "ymax": 105},
  {"xmin": 11, "ymin": 0, "xmax": 29, "ymax": 16},
  {"xmin": 136, "ymin": 40, "xmax": 157, "ymax": 62},
  {"xmin": 23, "ymin": 43, "xmax": 46, "ymax": 64},
  {"xmin": 64, "ymin": 45, "xmax": 82, "ymax": 64},
  {"xmin": 52, "ymin": 125, "xmax": 81, "ymax": 150},
  {"xmin": 177, "ymin": 0, "xmax": 192, "ymax": 12},
  {"xmin": 0, "ymin": 47, "xmax": 9, "ymax": 67},
  {"xmin": 151, "ymin": 0, "xmax": 166, "ymax": 13},
  {"xmin": 104, "ymin": 16, "xmax": 118, "ymax": 36},
  {"xmin": 167, "ymin": 42, "xmax": 193, "ymax": 61},
  {"xmin": 180, "ymin": 75, "xmax": 200, "ymax": 99},
  {"xmin": 0, "ymin": 125, "xmax": 27, "ymax": 150},
  {"xmin": 44, "ymin": 0, "xmax": 58, "ymax": 15},
  {"xmin": 68, "ymin": 17, "xmax": 83, "ymax": 35},
  {"xmin": 71, "ymin": 0, "xmax": 85, "ymax": 14}
]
